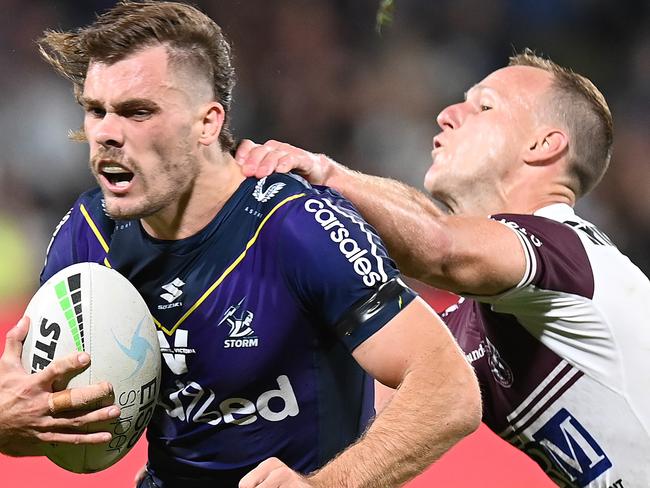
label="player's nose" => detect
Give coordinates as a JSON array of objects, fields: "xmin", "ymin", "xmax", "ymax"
[
  {"xmin": 93, "ymin": 113, "xmax": 125, "ymax": 148},
  {"xmin": 436, "ymin": 103, "xmax": 464, "ymax": 131}
]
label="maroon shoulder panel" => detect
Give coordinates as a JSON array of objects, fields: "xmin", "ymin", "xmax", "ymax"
[{"xmin": 492, "ymin": 214, "xmax": 595, "ymax": 299}]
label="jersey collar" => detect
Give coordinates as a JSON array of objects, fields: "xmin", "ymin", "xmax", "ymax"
[{"xmin": 532, "ymin": 203, "xmax": 576, "ymax": 223}]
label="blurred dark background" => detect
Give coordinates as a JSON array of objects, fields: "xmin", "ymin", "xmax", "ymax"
[{"xmin": 1, "ymin": 0, "xmax": 648, "ymax": 303}]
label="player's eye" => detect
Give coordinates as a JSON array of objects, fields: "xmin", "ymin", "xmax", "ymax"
[
  {"xmin": 87, "ymin": 107, "xmax": 106, "ymax": 118},
  {"xmin": 124, "ymin": 108, "xmax": 155, "ymax": 120},
  {"xmin": 132, "ymin": 109, "xmax": 151, "ymax": 118},
  {"xmin": 480, "ymin": 105, "xmax": 492, "ymax": 112}
]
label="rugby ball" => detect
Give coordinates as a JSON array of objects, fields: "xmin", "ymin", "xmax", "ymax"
[{"xmin": 21, "ymin": 262, "xmax": 161, "ymax": 473}]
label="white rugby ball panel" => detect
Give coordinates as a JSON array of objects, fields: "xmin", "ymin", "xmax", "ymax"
[{"xmin": 21, "ymin": 262, "xmax": 161, "ymax": 473}]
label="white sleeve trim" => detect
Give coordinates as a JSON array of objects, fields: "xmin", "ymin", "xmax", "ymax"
[{"xmin": 461, "ymin": 219, "xmax": 537, "ymax": 303}]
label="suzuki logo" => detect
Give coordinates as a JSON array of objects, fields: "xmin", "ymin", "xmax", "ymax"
[{"xmin": 160, "ymin": 278, "xmax": 185, "ymax": 304}]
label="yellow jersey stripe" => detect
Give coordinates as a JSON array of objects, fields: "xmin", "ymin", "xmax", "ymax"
[
  {"xmin": 80, "ymin": 203, "xmax": 112, "ymax": 267},
  {"xmin": 158, "ymin": 193, "xmax": 306, "ymax": 336}
]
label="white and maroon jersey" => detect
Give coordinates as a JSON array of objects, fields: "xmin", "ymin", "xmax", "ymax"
[{"xmin": 443, "ymin": 204, "xmax": 650, "ymax": 488}]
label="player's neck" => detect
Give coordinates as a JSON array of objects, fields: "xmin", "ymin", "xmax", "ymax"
[
  {"xmin": 508, "ymin": 178, "xmax": 576, "ymax": 215},
  {"xmin": 451, "ymin": 181, "xmax": 575, "ymax": 217},
  {"xmin": 507, "ymin": 165, "xmax": 577, "ymax": 215},
  {"xmin": 141, "ymin": 153, "xmax": 245, "ymax": 240}
]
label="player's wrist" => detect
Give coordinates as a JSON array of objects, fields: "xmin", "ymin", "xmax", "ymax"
[
  {"xmin": 305, "ymin": 470, "xmax": 343, "ymax": 488},
  {"xmin": 319, "ymin": 154, "xmax": 346, "ymax": 188}
]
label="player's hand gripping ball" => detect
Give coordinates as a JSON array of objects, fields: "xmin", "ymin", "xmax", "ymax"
[{"xmin": 21, "ymin": 263, "xmax": 161, "ymax": 473}]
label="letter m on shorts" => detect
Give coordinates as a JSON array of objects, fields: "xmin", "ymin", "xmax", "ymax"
[{"xmin": 533, "ymin": 408, "xmax": 612, "ymax": 485}]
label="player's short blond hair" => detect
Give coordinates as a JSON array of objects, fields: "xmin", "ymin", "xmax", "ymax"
[
  {"xmin": 38, "ymin": 1, "xmax": 236, "ymax": 152},
  {"xmin": 509, "ymin": 49, "xmax": 613, "ymax": 197}
]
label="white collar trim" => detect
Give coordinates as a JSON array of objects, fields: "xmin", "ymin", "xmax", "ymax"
[{"xmin": 532, "ymin": 203, "xmax": 576, "ymax": 222}]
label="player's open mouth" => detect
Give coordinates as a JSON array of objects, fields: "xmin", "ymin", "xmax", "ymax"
[{"xmin": 99, "ymin": 164, "xmax": 135, "ymax": 192}]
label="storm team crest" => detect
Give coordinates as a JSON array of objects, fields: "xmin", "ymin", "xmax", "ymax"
[{"xmin": 218, "ymin": 298, "xmax": 259, "ymax": 348}]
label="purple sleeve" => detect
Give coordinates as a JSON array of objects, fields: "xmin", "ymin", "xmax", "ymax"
[
  {"xmin": 276, "ymin": 192, "xmax": 416, "ymax": 350},
  {"xmin": 41, "ymin": 190, "xmax": 113, "ymax": 285},
  {"xmin": 41, "ymin": 208, "xmax": 76, "ymax": 285},
  {"xmin": 492, "ymin": 213, "xmax": 594, "ymax": 298}
]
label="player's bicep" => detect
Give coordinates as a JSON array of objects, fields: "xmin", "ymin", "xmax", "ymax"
[
  {"xmin": 351, "ymin": 297, "xmax": 461, "ymax": 387},
  {"xmin": 434, "ymin": 216, "xmax": 527, "ymax": 296},
  {"xmin": 279, "ymin": 194, "xmax": 415, "ymax": 346}
]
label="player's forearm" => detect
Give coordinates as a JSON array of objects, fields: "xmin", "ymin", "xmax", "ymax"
[
  {"xmin": 325, "ymin": 162, "xmax": 528, "ymax": 296},
  {"xmin": 307, "ymin": 360, "xmax": 481, "ymax": 487},
  {"xmin": 325, "ymin": 161, "xmax": 454, "ymax": 285}
]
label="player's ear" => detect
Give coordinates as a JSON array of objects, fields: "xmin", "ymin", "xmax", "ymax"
[
  {"xmin": 523, "ymin": 128, "xmax": 568, "ymax": 166},
  {"xmin": 198, "ymin": 101, "xmax": 225, "ymax": 146}
]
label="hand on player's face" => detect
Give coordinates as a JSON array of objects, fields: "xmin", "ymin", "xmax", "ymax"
[
  {"xmin": 0, "ymin": 316, "xmax": 120, "ymax": 456},
  {"xmin": 235, "ymin": 139, "xmax": 330, "ymax": 185},
  {"xmin": 239, "ymin": 457, "xmax": 314, "ymax": 488}
]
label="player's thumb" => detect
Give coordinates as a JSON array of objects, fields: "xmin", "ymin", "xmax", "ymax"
[
  {"xmin": 2, "ymin": 316, "xmax": 30, "ymax": 363},
  {"xmin": 234, "ymin": 139, "xmax": 261, "ymax": 174}
]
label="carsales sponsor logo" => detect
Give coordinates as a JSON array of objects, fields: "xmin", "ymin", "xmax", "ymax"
[{"xmin": 304, "ymin": 198, "xmax": 383, "ymax": 287}]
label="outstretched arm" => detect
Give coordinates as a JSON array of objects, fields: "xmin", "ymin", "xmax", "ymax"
[
  {"xmin": 237, "ymin": 140, "xmax": 526, "ymax": 296},
  {"xmin": 0, "ymin": 316, "xmax": 120, "ymax": 456},
  {"xmin": 314, "ymin": 297, "xmax": 481, "ymax": 486},
  {"xmin": 239, "ymin": 298, "xmax": 481, "ymax": 488}
]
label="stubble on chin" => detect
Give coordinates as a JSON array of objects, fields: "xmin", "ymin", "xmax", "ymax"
[
  {"xmin": 424, "ymin": 172, "xmax": 457, "ymax": 213},
  {"xmin": 101, "ymin": 193, "xmax": 158, "ymax": 221},
  {"xmin": 102, "ymin": 198, "xmax": 134, "ymax": 221}
]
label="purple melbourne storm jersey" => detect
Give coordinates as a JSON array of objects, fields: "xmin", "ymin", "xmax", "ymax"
[
  {"xmin": 41, "ymin": 173, "xmax": 416, "ymax": 487},
  {"xmin": 443, "ymin": 204, "xmax": 650, "ymax": 488}
]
